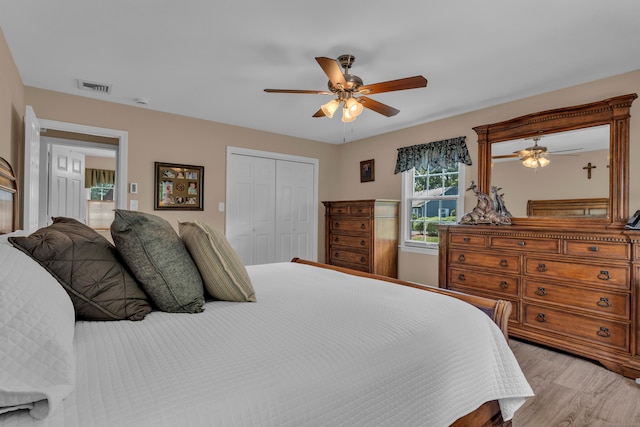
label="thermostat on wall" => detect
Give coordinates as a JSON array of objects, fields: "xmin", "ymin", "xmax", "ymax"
[{"xmin": 129, "ymin": 183, "xmax": 138, "ymax": 194}]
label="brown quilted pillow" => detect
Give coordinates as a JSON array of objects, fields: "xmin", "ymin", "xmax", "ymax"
[{"xmin": 9, "ymin": 217, "xmax": 152, "ymax": 321}]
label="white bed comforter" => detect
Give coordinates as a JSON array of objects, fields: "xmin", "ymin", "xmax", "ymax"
[{"xmin": 1, "ymin": 262, "xmax": 532, "ymax": 427}]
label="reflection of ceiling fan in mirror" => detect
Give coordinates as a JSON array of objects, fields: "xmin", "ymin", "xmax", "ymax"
[
  {"xmin": 492, "ymin": 136, "xmax": 581, "ymax": 169},
  {"xmin": 264, "ymin": 54, "xmax": 428, "ymax": 122}
]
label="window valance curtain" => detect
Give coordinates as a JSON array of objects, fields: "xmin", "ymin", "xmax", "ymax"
[
  {"xmin": 394, "ymin": 136, "xmax": 471, "ymax": 174},
  {"xmin": 85, "ymin": 168, "xmax": 115, "ymax": 188}
]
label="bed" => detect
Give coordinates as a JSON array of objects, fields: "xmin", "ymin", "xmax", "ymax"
[{"xmin": 0, "ymin": 156, "xmax": 532, "ymax": 426}]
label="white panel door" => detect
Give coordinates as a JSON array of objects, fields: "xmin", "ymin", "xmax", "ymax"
[
  {"xmin": 23, "ymin": 106, "xmax": 40, "ymax": 231},
  {"xmin": 227, "ymin": 154, "xmax": 276, "ymax": 265},
  {"xmin": 49, "ymin": 145, "xmax": 86, "ymax": 224},
  {"xmin": 275, "ymin": 160, "xmax": 315, "ymax": 262}
]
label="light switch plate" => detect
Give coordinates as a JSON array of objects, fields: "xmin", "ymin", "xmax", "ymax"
[{"xmin": 129, "ymin": 200, "xmax": 138, "ymax": 211}]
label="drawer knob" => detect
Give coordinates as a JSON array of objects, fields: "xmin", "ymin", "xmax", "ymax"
[
  {"xmin": 597, "ymin": 327, "xmax": 611, "ymax": 338},
  {"xmin": 589, "ymin": 246, "xmax": 599, "ymax": 252},
  {"xmin": 458, "ymin": 254, "xmax": 466, "ymax": 262},
  {"xmin": 463, "ymin": 237, "xmax": 470, "ymax": 243},
  {"xmin": 518, "ymin": 241, "xmax": 525, "ymax": 247},
  {"xmin": 499, "ymin": 259, "xmax": 509, "ymax": 267},
  {"xmin": 360, "ymin": 256, "xmax": 366, "ymax": 263},
  {"xmin": 597, "ymin": 297, "xmax": 611, "ymax": 308},
  {"xmin": 458, "ymin": 274, "xmax": 466, "ymax": 281},
  {"xmin": 360, "ymin": 223, "xmax": 366, "ymax": 229},
  {"xmin": 334, "ymin": 222, "xmax": 340, "ymax": 228},
  {"xmin": 535, "ymin": 287, "xmax": 547, "ymax": 296},
  {"xmin": 356, "ymin": 208, "xmax": 363, "ymax": 213},
  {"xmin": 334, "ymin": 252, "xmax": 340, "ymax": 258},
  {"xmin": 334, "ymin": 237, "xmax": 340, "ymax": 242},
  {"xmin": 536, "ymin": 263, "xmax": 547, "ymax": 272},
  {"xmin": 499, "ymin": 281, "xmax": 508, "ymax": 289},
  {"xmin": 535, "ymin": 313, "xmax": 546, "ymax": 322},
  {"xmin": 597, "ymin": 270, "xmax": 610, "ymax": 281},
  {"xmin": 360, "ymin": 240, "xmax": 365, "ymax": 246}
]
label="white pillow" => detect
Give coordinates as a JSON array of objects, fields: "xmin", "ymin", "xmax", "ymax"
[{"xmin": 0, "ymin": 241, "xmax": 76, "ymax": 419}]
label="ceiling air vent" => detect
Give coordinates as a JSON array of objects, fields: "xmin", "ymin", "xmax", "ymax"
[{"xmin": 77, "ymin": 79, "xmax": 112, "ymax": 94}]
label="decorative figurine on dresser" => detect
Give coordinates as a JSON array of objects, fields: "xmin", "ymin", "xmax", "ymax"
[
  {"xmin": 323, "ymin": 199, "xmax": 399, "ymax": 278},
  {"xmin": 439, "ymin": 93, "xmax": 640, "ymax": 379}
]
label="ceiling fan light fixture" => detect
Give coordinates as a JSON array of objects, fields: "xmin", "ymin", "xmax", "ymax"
[
  {"xmin": 321, "ymin": 99, "xmax": 341, "ymax": 118},
  {"xmin": 522, "ymin": 155, "xmax": 550, "ymax": 169},
  {"xmin": 538, "ymin": 156, "xmax": 550, "ymax": 167},
  {"xmin": 342, "ymin": 106, "xmax": 356, "ymax": 123},
  {"xmin": 345, "ymin": 97, "xmax": 364, "ymax": 117}
]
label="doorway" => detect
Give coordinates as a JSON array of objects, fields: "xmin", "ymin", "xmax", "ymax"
[{"xmin": 24, "ymin": 105, "xmax": 128, "ymax": 230}]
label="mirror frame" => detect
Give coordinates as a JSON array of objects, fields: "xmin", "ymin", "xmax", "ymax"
[{"xmin": 473, "ymin": 93, "xmax": 637, "ymax": 229}]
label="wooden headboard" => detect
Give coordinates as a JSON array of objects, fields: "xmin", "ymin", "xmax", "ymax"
[
  {"xmin": 527, "ymin": 197, "xmax": 608, "ymax": 218},
  {"xmin": 0, "ymin": 157, "xmax": 17, "ymax": 234}
]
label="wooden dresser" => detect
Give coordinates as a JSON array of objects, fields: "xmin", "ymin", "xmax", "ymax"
[
  {"xmin": 322, "ymin": 200, "xmax": 399, "ymax": 278},
  {"xmin": 438, "ymin": 224, "xmax": 640, "ymax": 378}
]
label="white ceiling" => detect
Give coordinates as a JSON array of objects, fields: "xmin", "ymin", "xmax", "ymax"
[{"xmin": 1, "ymin": 1, "xmax": 639, "ymax": 145}]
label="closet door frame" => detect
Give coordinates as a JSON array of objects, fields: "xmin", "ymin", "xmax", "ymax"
[{"xmin": 225, "ymin": 146, "xmax": 319, "ymax": 263}]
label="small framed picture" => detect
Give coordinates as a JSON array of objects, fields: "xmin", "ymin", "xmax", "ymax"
[
  {"xmin": 154, "ymin": 162, "xmax": 204, "ymax": 210},
  {"xmin": 360, "ymin": 159, "xmax": 375, "ymax": 183}
]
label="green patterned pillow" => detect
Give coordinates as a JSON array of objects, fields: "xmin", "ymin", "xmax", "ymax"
[
  {"xmin": 111, "ymin": 210, "xmax": 205, "ymax": 313},
  {"xmin": 179, "ymin": 220, "xmax": 256, "ymax": 302}
]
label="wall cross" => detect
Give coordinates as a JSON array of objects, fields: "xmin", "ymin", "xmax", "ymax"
[{"xmin": 583, "ymin": 162, "xmax": 596, "ymax": 179}]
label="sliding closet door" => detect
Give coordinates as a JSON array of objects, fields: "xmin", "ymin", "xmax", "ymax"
[
  {"xmin": 275, "ymin": 160, "xmax": 315, "ymax": 262},
  {"xmin": 226, "ymin": 154, "xmax": 276, "ymax": 265},
  {"xmin": 226, "ymin": 147, "xmax": 318, "ymax": 266}
]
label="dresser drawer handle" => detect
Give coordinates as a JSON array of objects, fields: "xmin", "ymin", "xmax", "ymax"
[
  {"xmin": 458, "ymin": 274, "xmax": 466, "ymax": 281},
  {"xmin": 334, "ymin": 252, "xmax": 340, "ymax": 258},
  {"xmin": 535, "ymin": 287, "xmax": 547, "ymax": 296},
  {"xmin": 499, "ymin": 259, "xmax": 509, "ymax": 267},
  {"xmin": 597, "ymin": 327, "xmax": 611, "ymax": 338},
  {"xmin": 463, "ymin": 237, "xmax": 470, "ymax": 243},
  {"xmin": 589, "ymin": 246, "xmax": 599, "ymax": 252},
  {"xmin": 360, "ymin": 240, "xmax": 365, "ymax": 246},
  {"xmin": 356, "ymin": 208, "xmax": 363, "ymax": 213},
  {"xmin": 334, "ymin": 222, "xmax": 341, "ymax": 228},
  {"xmin": 334, "ymin": 236, "xmax": 340, "ymax": 243},
  {"xmin": 360, "ymin": 223, "xmax": 366, "ymax": 229},
  {"xmin": 336, "ymin": 209, "xmax": 345, "ymax": 214},
  {"xmin": 597, "ymin": 297, "xmax": 611, "ymax": 308},
  {"xmin": 360, "ymin": 256, "xmax": 366, "ymax": 263},
  {"xmin": 536, "ymin": 263, "xmax": 547, "ymax": 272},
  {"xmin": 597, "ymin": 270, "xmax": 610, "ymax": 281},
  {"xmin": 518, "ymin": 241, "xmax": 525, "ymax": 247},
  {"xmin": 535, "ymin": 313, "xmax": 546, "ymax": 322},
  {"xmin": 458, "ymin": 254, "xmax": 466, "ymax": 262},
  {"xmin": 499, "ymin": 281, "xmax": 508, "ymax": 289}
]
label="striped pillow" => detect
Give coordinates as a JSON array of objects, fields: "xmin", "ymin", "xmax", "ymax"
[{"xmin": 179, "ymin": 221, "xmax": 256, "ymax": 302}]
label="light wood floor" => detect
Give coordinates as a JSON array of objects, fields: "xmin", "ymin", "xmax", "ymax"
[{"xmin": 509, "ymin": 339, "xmax": 640, "ymax": 426}]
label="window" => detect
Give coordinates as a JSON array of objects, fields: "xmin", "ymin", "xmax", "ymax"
[
  {"xmin": 87, "ymin": 182, "xmax": 115, "ymax": 230},
  {"xmin": 401, "ymin": 164, "xmax": 464, "ymax": 253}
]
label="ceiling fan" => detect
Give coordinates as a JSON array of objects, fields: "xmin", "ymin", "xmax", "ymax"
[
  {"xmin": 492, "ymin": 136, "xmax": 583, "ymax": 169},
  {"xmin": 264, "ymin": 54, "xmax": 428, "ymax": 122}
]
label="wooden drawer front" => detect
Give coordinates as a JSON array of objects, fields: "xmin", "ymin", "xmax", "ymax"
[
  {"xmin": 489, "ymin": 236, "xmax": 559, "ymax": 253},
  {"xmin": 330, "ymin": 259, "xmax": 369, "ymax": 273},
  {"xmin": 329, "ymin": 234, "xmax": 369, "ymax": 250},
  {"xmin": 449, "ymin": 268, "xmax": 519, "ymax": 297},
  {"xmin": 449, "ymin": 234, "xmax": 486, "ymax": 248},
  {"xmin": 330, "ymin": 219, "xmax": 370, "ymax": 233},
  {"xmin": 450, "ymin": 250, "xmax": 520, "ymax": 273},
  {"xmin": 523, "ymin": 280, "xmax": 630, "ymax": 319},
  {"xmin": 525, "ymin": 258, "xmax": 630, "ymax": 289},
  {"xmin": 564, "ymin": 240, "xmax": 630, "ymax": 260},
  {"xmin": 329, "ymin": 248, "xmax": 369, "ymax": 267},
  {"xmin": 329, "ymin": 204, "xmax": 371, "ymax": 217},
  {"xmin": 523, "ymin": 303, "xmax": 629, "ymax": 350}
]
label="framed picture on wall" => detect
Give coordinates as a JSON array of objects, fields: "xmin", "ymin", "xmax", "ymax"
[
  {"xmin": 154, "ymin": 162, "xmax": 204, "ymax": 210},
  {"xmin": 360, "ymin": 159, "xmax": 375, "ymax": 183}
]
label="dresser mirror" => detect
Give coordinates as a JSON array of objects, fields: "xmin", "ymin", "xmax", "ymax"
[{"xmin": 473, "ymin": 93, "xmax": 637, "ymax": 228}]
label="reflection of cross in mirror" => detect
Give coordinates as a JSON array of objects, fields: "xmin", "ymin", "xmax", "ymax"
[{"xmin": 583, "ymin": 162, "xmax": 596, "ymax": 179}]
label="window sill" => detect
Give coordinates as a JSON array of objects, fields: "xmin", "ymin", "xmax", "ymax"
[{"xmin": 400, "ymin": 243, "xmax": 439, "ymax": 256}]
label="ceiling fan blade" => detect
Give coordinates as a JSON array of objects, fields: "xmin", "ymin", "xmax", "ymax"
[
  {"xmin": 315, "ymin": 57, "xmax": 347, "ymax": 87},
  {"xmin": 358, "ymin": 96, "xmax": 400, "ymax": 117},
  {"xmin": 264, "ymin": 89, "xmax": 332, "ymax": 95},
  {"xmin": 312, "ymin": 108, "xmax": 326, "ymax": 118},
  {"xmin": 359, "ymin": 76, "xmax": 427, "ymax": 95},
  {"xmin": 492, "ymin": 154, "xmax": 520, "ymax": 159}
]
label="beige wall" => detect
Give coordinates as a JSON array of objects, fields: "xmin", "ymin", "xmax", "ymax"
[
  {"xmin": 3, "ymin": 27, "xmax": 639, "ymax": 285},
  {"xmin": 23, "ymin": 87, "xmax": 341, "ymax": 261},
  {"xmin": 0, "ymin": 28, "xmax": 24, "ymax": 184},
  {"xmin": 334, "ymin": 70, "xmax": 640, "ymax": 285}
]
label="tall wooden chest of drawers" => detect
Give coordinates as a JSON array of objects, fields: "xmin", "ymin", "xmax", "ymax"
[
  {"xmin": 323, "ymin": 200, "xmax": 399, "ymax": 278},
  {"xmin": 438, "ymin": 224, "xmax": 640, "ymax": 378}
]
